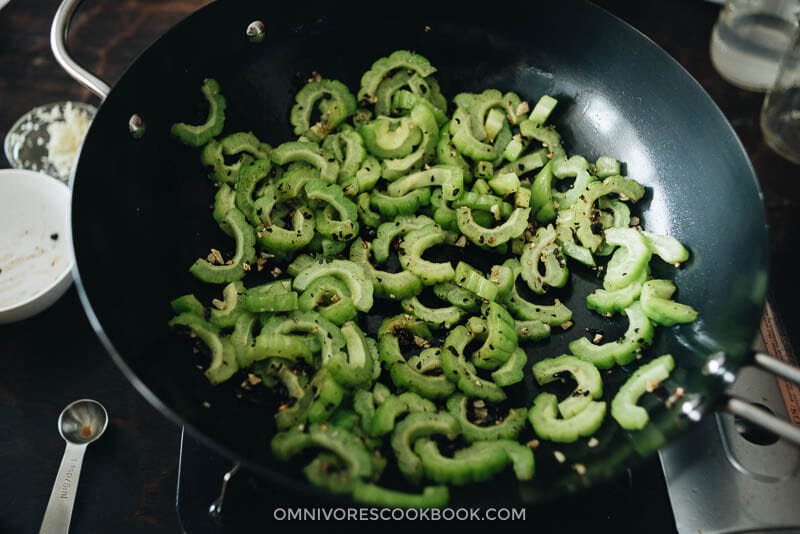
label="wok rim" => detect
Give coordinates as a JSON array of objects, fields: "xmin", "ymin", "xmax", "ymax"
[{"xmin": 67, "ymin": 0, "xmax": 770, "ymax": 505}]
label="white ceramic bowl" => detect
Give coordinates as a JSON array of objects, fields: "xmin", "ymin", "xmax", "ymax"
[{"xmin": 0, "ymin": 169, "xmax": 73, "ymax": 324}]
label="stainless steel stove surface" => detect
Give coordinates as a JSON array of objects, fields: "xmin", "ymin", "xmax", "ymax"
[{"xmin": 659, "ymin": 317, "xmax": 800, "ymax": 534}]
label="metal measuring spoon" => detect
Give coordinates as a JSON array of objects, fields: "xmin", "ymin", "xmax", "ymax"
[{"xmin": 39, "ymin": 399, "xmax": 108, "ymax": 534}]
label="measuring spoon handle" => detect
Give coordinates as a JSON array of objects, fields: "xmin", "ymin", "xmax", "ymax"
[{"xmin": 39, "ymin": 442, "xmax": 87, "ymax": 534}]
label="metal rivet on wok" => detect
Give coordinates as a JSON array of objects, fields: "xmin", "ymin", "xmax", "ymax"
[
  {"xmin": 704, "ymin": 352, "xmax": 736, "ymax": 384},
  {"xmin": 246, "ymin": 21, "xmax": 265, "ymax": 43},
  {"xmin": 681, "ymin": 394, "xmax": 704, "ymax": 422},
  {"xmin": 128, "ymin": 114, "xmax": 145, "ymax": 139}
]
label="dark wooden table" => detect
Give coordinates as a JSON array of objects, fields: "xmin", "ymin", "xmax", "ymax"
[
  {"xmin": 1, "ymin": 1, "xmax": 798, "ymax": 533},
  {"xmin": 1, "ymin": 3, "xmax": 210, "ymax": 533}
]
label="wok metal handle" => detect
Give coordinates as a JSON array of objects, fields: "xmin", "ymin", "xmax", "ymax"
[
  {"xmin": 754, "ymin": 351, "xmax": 800, "ymax": 384},
  {"xmin": 51, "ymin": 0, "xmax": 111, "ymax": 100},
  {"xmin": 721, "ymin": 352, "xmax": 800, "ymax": 446}
]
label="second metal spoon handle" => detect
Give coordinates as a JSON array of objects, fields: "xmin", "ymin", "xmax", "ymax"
[{"xmin": 40, "ymin": 442, "xmax": 87, "ymax": 534}]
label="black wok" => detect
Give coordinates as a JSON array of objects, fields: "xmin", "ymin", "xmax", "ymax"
[{"xmin": 63, "ymin": 0, "xmax": 777, "ymax": 506}]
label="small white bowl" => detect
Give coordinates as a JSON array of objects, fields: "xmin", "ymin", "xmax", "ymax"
[{"xmin": 0, "ymin": 169, "xmax": 73, "ymax": 324}]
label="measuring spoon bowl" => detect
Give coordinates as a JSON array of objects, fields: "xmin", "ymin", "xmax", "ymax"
[{"xmin": 58, "ymin": 398, "xmax": 108, "ymax": 445}]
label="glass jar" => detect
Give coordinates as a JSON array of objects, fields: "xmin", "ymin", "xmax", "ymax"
[
  {"xmin": 761, "ymin": 23, "xmax": 800, "ymax": 164},
  {"xmin": 710, "ymin": 0, "xmax": 800, "ymax": 92}
]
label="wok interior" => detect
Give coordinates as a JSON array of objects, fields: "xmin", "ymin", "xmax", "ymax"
[{"xmin": 71, "ymin": 0, "xmax": 768, "ymax": 505}]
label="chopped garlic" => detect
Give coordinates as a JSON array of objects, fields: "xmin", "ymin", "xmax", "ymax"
[{"xmin": 45, "ymin": 103, "xmax": 91, "ymax": 178}]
